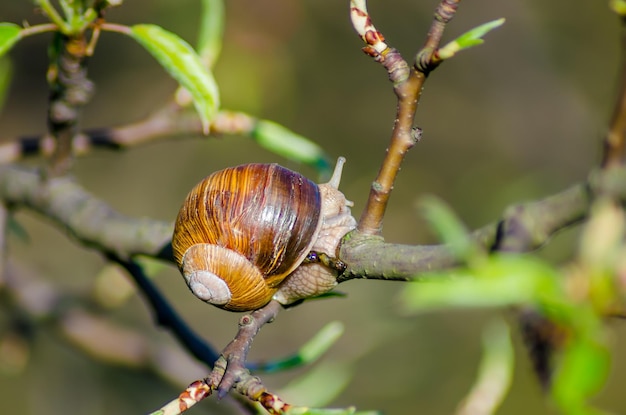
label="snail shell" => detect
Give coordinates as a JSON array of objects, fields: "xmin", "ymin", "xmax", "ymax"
[{"xmin": 172, "ymin": 159, "xmax": 356, "ymax": 312}]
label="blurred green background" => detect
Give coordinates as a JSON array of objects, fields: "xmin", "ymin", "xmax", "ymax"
[{"xmin": 0, "ymin": 1, "xmax": 624, "ymax": 414}]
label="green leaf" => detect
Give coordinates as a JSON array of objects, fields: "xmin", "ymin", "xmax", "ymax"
[
  {"xmin": 280, "ymin": 361, "xmax": 353, "ymax": 409},
  {"xmin": 254, "ymin": 321, "xmax": 344, "ymax": 373},
  {"xmin": 252, "ymin": 119, "xmax": 330, "ymax": 174},
  {"xmin": 298, "ymin": 322, "xmax": 344, "ymax": 361},
  {"xmin": 0, "ymin": 23, "xmax": 22, "ymax": 58},
  {"xmin": 197, "ymin": 0, "xmax": 224, "ymax": 68},
  {"xmin": 130, "ymin": 24, "xmax": 220, "ymax": 133},
  {"xmin": 437, "ymin": 18, "xmax": 505, "ymax": 60},
  {"xmin": 552, "ymin": 336, "xmax": 611, "ymax": 415},
  {"xmin": 419, "ymin": 195, "xmax": 476, "ymax": 262},
  {"xmin": 401, "ymin": 255, "xmax": 560, "ymax": 312}
]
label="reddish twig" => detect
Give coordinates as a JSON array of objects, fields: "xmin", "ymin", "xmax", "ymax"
[{"xmin": 151, "ymin": 300, "xmax": 291, "ymax": 415}]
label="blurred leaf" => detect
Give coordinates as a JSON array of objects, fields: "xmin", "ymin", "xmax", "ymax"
[
  {"xmin": 402, "ymin": 248, "xmax": 613, "ymax": 414},
  {"xmin": 252, "ymin": 119, "xmax": 330, "ymax": 174},
  {"xmin": 401, "ymin": 255, "xmax": 560, "ymax": 312},
  {"xmin": 0, "ymin": 23, "xmax": 22, "ymax": 58},
  {"xmin": 308, "ymin": 291, "xmax": 348, "ymax": 300},
  {"xmin": 437, "ymin": 18, "xmax": 505, "ymax": 60},
  {"xmin": 419, "ymin": 195, "xmax": 477, "ymax": 262},
  {"xmin": 253, "ymin": 321, "xmax": 344, "ymax": 373},
  {"xmin": 197, "ymin": 0, "xmax": 224, "ymax": 68},
  {"xmin": 279, "ymin": 361, "xmax": 353, "ymax": 409},
  {"xmin": 0, "ymin": 57, "xmax": 12, "ymax": 113},
  {"xmin": 456, "ymin": 319, "xmax": 514, "ymax": 415},
  {"xmin": 130, "ymin": 24, "xmax": 220, "ymax": 134},
  {"xmin": 552, "ymin": 336, "xmax": 611, "ymax": 415},
  {"xmin": 610, "ymin": 0, "xmax": 626, "ymax": 16},
  {"xmin": 92, "ymin": 264, "xmax": 136, "ymax": 308},
  {"xmin": 285, "ymin": 408, "xmax": 379, "ymax": 415},
  {"xmin": 7, "ymin": 215, "xmax": 29, "ymax": 244}
]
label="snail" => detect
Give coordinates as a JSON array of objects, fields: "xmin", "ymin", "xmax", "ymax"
[{"xmin": 172, "ymin": 157, "xmax": 357, "ymax": 312}]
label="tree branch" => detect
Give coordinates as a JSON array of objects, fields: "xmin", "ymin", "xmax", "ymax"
[
  {"xmin": 0, "ymin": 162, "xmax": 623, "ymax": 285},
  {"xmin": 350, "ymin": 0, "xmax": 461, "ymax": 236},
  {"xmin": 0, "ymin": 165, "xmax": 172, "ymax": 260},
  {"xmin": 110, "ymin": 255, "xmax": 220, "ymax": 366},
  {"xmin": 340, "ymin": 167, "xmax": 625, "ymax": 282},
  {"xmin": 46, "ymin": 32, "xmax": 94, "ymax": 176}
]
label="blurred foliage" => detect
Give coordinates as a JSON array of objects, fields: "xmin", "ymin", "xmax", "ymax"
[
  {"xmin": 0, "ymin": 1, "xmax": 624, "ymax": 415},
  {"xmin": 403, "ymin": 197, "xmax": 624, "ymax": 414}
]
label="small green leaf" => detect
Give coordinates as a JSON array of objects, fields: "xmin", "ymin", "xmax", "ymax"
[
  {"xmin": 401, "ymin": 255, "xmax": 560, "ymax": 312},
  {"xmin": 7, "ymin": 216, "xmax": 29, "ymax": 244},
  {"xmin": 130, "ymin": 24, "xmax": 220, "ymax": 133},
  {"xmin": 438, "ymin": 18, "xmax": 505, "ymax": 60},
  {"xmin": 402, "ymin": 272, "xmax": 535, "ymax": 311},
  {"xmin": 0, "ymin": 23, "xmax": 22, "ymax": 58},
  {"xmin": 254, "ymin": 321, "xmax": 344, "ymax": 373},
  {"xmin": 252, "ymin": 119, "xmax": 330, "ymax": 174},
  {"xmin": 419, "ymin": 195, "xmax": 476, "ymax": 262},
  {"xmin": 298, "ymin": 321, "xmax": 344, "ymax": 363},
  {"xmin": 280, "ymin": 361, "xmax": 353, "ymax": 409},
  {"xmin": 197, "ymin": 0, "xmax": 224, "ymax": 68}
]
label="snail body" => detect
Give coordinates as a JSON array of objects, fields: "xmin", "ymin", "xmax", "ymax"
[{"xmin": 172, "ymin": 158, "xmax": 356, "ymax": 312}]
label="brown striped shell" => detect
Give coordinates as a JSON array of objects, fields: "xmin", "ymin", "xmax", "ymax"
[{"xmin": 172, "ymin": 160, "xmax": 356, "ymax": 312}]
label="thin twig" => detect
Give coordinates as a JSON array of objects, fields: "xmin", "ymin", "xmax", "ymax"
[
  {"xmin": 110, "ymin": 255, "xmax": 220, "ymax": 366},
  {"xmin": 208, "ymin": 300, "xmax": 282, "ymax": 399},
  {"xmin": 0, "ymin": 109, "xmax": 252, "ymax": 164},
  {"xmin": 350, "ymin": 0, "xmax": 461, "ymax": 235},
  {"xmin": 46, "ymin": 32, "xmax": 94, "ymax": 177},
  {"xmin": 416, "ymin": 0, "xmax": 462, "ymax": 72},
  {"xmin": 340, "ymin": 167, "xmax": 626, "ymax": 281},
  {"xmin": 0, "ymin": 203, "xmax": 7, "ymax": 287},
  {"xmin": 152, "ymin": 301, "xmax": 290, "ymax": 415},
  {"xmin": 602, "ymin": 15, "xmax": 626, "ymax": 168},
  {"xmin": 0, "ymin": 261, "xmax": 209, "ymax": 386},
  {"xmin": 20, "ymin": 23, "xmax": 59, "ymax": 37}
]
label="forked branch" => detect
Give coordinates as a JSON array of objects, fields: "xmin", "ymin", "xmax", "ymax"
[{"xmin": 350, "ymin": 0, "xmax": 461, "ymax": 236}]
